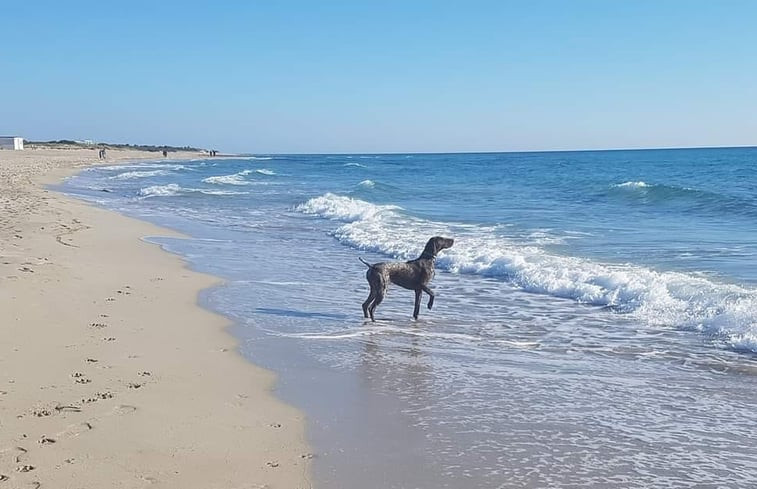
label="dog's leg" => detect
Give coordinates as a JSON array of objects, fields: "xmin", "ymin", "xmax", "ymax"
[
  {"xmin": 369, "ymin": 289, "xmax": 384, "ymax": 321},
  {"xmin": 422, "ymin": 285, "xmax": 435, "ymax": 309},
  {"xmin": 413, "ymin": 289, "xmax": 422, "ymax": 319},
  {"xmin": 362, "ymin": 288, "xmax": 376, "ymax": 319}
]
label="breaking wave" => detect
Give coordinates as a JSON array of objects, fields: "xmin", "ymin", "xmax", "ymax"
[
  {"xmin": 202, "ymin": 170, "xmax": 253, "ymax": 185},
  {"xmin": 110, "ymin": 169, "xmax": 169, "ymax": 180},
  {"xmin": 296, "ymin": 192, "xmax": 757, "ymax": 352},
  {"xmin": 138, "ymin": 184, "xmax": 247, "ymax": 197}
]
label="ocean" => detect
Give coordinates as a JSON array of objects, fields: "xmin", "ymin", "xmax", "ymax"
[{"xmin": 62, "ymin": 148, "xmax": 757, "ymax": 488}]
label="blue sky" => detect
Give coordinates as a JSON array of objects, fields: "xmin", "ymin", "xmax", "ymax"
[{"xmin": 2, "ymin": 1, "xmax": 756, "ymax": 153}]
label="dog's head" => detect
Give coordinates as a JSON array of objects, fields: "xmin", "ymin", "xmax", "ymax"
[{"xmin": 422, "ymin": 236, "xmax": 454, "ymax": 259}]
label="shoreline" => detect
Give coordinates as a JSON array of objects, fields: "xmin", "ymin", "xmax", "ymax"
[{"xmin": 0, "ymin": 149, "xmax": 312, "ymax": 488}]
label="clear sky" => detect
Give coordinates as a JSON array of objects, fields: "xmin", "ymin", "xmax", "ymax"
[{"xmin": 1, "ymin": 0, "xmax": 756, "ymax": 153}]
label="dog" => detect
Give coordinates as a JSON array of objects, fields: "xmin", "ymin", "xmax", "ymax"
[{"xmin": 360, "ymin": 236, "xmax": 454, "ymax": 321}]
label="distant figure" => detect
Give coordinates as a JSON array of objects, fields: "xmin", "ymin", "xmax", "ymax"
[
  {"xmin": 98, "ymin": 148, "xmax": 106, "ymax": 160},
  {"xmin": 162, "ymin": 150, "xmax": 168, "ymax": 158},
  {"xmin": 101, "ymin": 148, "xmax": 107, "ymax": 159}
]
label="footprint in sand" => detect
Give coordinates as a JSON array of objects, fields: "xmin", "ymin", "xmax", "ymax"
[
  {"xmin": 89, "ymin": 322, "xmax": 108, "ymax": 329},
  {"xmin": 54, "ymin": 405, "xmax": 81, "ymax": 413},
  {"xmin": 111, "ymin": 405, "xmax": 137, "ymax": 416},
  {"xmin": 102, "ymin": 337, "xmax": 116, "ymax": 342},
  {"xmin": 71, "ymin": 373, "xmax": 91, "ymax": 384},
  {"xmin": 30, "ymin": 407, "xmax": 52, "ymax": 418},
  {"xmin": 13, "ymin": 447, "xmax": 28, "ymax": 464},
  {"xmin": 57, "ymin": 422, "xmax": 93, "ymax": 440},
  {"xmin": 80, "ymin": 391, "xmax": 114, "ymax": 404}
]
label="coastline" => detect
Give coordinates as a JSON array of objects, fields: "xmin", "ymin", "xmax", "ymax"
[{"xmin": 0, "ymin": 149, "xmax": 312, "ymax": 488}]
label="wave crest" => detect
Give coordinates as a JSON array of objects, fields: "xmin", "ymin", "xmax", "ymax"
[
  {"xmin": 110, "ymin": 169, "xmax": 169, "ymax": 180},
  {"xmin": 296, "ymin": 192, "xmax": 757, "ymax": 351},
  {"xmin": 202, "ymin": 170, "xmax": 253, "ymax": 185},
  {"xmin": 138, "ymin": 183, "xmax": 248, "ymax": 197},
  {"xmin": 139, "ymin": 183, "xmax": 182, "ymax": 197}
]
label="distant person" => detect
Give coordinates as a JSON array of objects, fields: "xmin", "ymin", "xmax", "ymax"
[
  {"xmin": 101, "ymin": 148, "xmax": 106, "ymax": 159},
  {"xmin": 162, "ymin": 150, "xmax": 168, "ymax": 157}
]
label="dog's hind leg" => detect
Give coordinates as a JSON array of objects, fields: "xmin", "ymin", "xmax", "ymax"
[
  {"xmin": 362, "ymin": 289, "xmax": 376, "ymax": 319},
  {"xmin": 368, "ymin": 287, "xmax": 385, "ymax": 321}
]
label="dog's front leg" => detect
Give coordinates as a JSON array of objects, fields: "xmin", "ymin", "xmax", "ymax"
[
  {"xmin": 422, "ymin": 285, "xmax": 435, "ymax": 309},
  {"xmin": 413, "ymin": 289, "xmax": 422, "ymax": 319}
]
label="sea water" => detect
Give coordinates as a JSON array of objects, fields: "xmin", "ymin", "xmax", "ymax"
[{"xmin": 62, "ymin": 149, "xmax": 757, "ymax": 488}]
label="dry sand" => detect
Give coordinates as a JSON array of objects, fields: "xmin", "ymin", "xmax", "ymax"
[{"xmin": 0, "ymin": 149, "xmax": 312, "ymax": 488}]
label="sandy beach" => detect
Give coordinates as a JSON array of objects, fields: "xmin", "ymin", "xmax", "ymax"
[{"xmin": 0, "ymin": 149, "xmax": 311, "ymax": 488}]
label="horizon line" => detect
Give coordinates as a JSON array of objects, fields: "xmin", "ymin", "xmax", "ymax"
[{"xmin": 236, "ymin": 144, "xmax": 757, "ymax": 156}]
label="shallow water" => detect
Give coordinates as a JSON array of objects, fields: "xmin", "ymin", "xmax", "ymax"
[{"xmin": 63, "ymin": 149, "xmax": 757, "ymax": 487}]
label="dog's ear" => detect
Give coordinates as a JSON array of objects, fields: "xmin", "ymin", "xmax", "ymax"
[
  {"xmin": 430, "ymin": 236, "xmax": 448, "ymax": 255},
  {"xmin": 433, "ymin": 236, "xmax": 453, "ymax": 252},
  {"xmin": 421, "ymin": 237, "xmax": 437, "ymax": 258}
]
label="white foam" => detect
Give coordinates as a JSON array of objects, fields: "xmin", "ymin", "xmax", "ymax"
[
  {"xmin": 138, "ymin": 183, "xmax": 248, "ymax": 198},
  {"xmin": 198, "ymin": 189, "xmax": 249, "ymax": 195},
  {"xmin": 255, "ymin": 168, "xmax": 276, "ymax": 175},
  {"xmin": 139, "ymin": 183, "xmax": 182, "ymax": 197},
  {"xmin": 613, "ymin": 181, "xmax": 651, "ymax": 188},
  {"xmin": 358, "ymin": 179, "xmax": 375, "ymax": 188},
  {"xmin": 294, "ymin": 192, "xmax": 402, "ymax": 223},
  {"xmin": 202, "ymin": 170, "xmax": 253, "ymax": 186},
  {"xmin": 295, "ymin": 192, "xmax": 757, "ymax": 352},
  {"xmin": 110, "ymin": 169, "xmax": 169, "ymax": 180},
  {"xmin": 344, "ymin": 163, "xmax": 367, "ymax": 168}
]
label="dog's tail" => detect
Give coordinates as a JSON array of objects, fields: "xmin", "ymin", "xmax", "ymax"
[{"xmin": 358, "ymin": 257, "xmax": 374, "ymax": 268}]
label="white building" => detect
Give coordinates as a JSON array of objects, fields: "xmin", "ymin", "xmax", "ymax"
[{"xmin": 0, "ymin": 136, "xmax": 24, "ymax": 150}]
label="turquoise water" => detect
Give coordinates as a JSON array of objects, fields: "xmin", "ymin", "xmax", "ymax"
[{"xmin": 64, "ymin": 148, "xmax": 757, "ymax": 487}]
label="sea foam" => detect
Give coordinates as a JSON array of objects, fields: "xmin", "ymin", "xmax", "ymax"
[
  {"xmin": 203, "ymin": 170, "xmax": 253, "ymax": 185},
  {"xmin": 612, "ymin": 181, "xmax": 651, "ymax": 188},
  {"xmin": 296, "ymin": 192, "xmax": 757, "ymax": 351},
  {"xmin": 110, "ymin": 169, "xmax": 169, "ymax": 180},
  {"xmin": 138, "ymin": 183, "xmax": 248, "ymax": 197},
  {"xmin": 139, "ymin": 183, "xmax": 182, "ymax": 197}
]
